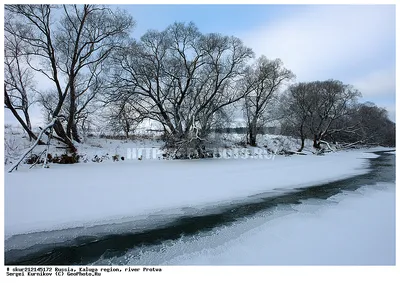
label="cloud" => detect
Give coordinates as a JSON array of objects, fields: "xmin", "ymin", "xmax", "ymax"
[
  {"xmin": 239, "ymin": 5, "xmax": 396, "ymax": 122},
  {"xmin": 352, "ymin": 67, "xmax": 396, "ymax": 102},
  {"xmin": 346, "ymin": 67, "xmax": 396, "ymax": 121},
  {"xmin": 239, "ymin": 5, "xmax": 395, "ymax": 82}
]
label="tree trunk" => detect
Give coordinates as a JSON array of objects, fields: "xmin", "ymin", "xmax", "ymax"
[
  {"xmin": 67, "ymin": 100, "xmax": 74, "ymax": 139},
  {"xmin": 248, "ymin": 121, "xmax": 257, "ymax": 146},
  {"xmin": 23, "ymin": 110, "xmax": 32, "ymax": 141},
  {"xmin": 313, "ymin": 134, "xmax": 321, "ymax": 149},
  {"xmin": 125, "ymin": 119, "xmax": 130, "ymax": 139},
  {"xmin": 67, "ymin": 77, "xmax": 81, "ymax": 143},
  {"xmin": 71, "ymin": 122, "xmax": 81, "ymax": 143},
  {"xmin": 297, "ymin": 124, "xmax": 305, "ymax": 152},
  {"xmin": 249, "ymin": 131, "xmax": 257, "ymax": 146},
  {"xmin": 298, "ymin": 137, "xmax": 305, "ymax": 152},
  {"xmin": 53, "ymin": 119, "xmax": 76, "ymax": 152}
]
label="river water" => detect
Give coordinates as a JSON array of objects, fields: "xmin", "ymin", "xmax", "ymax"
[{"xmin": 5, "ymin": 150, "xmax": 395, "ymax": 265}]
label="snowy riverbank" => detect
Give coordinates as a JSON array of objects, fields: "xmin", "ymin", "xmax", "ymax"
[{"xmin": 4, "ymin": 149, "xmax": 382, "ymax": 237}]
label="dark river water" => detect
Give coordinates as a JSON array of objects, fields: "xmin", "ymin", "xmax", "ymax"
[{"xmin": 5, "ymin": 150, "xmax": 395, "ymax": 265}]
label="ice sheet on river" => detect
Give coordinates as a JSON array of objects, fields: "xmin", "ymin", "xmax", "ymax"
[
  {"xmin": 100, "ymin": 182, "xmax": 395, "ymax": 265},
  {"xmin": 5, "ymin": 150, "xmax": 381, "ymax": 236}
]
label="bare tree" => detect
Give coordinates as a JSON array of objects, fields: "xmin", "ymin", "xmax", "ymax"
[
  {"xmin": 282, "ymin": 80, "xmax": 361, "ymax": 151},
  {"xmin": 280, "ymin": 82, "xmax": 314, "ymax": 152},
  {"xmin": 108, "ymin": 22, "xmax": 254, "ymax": 157},
  {"xmin": 55, "ymin": 5, "xmax": 133, "ymax": 142},
  {"xmin": 5, "ymin": 4, "xmax": 134, "ymax": 151},
  {"xmin": 243, "ymin": 56, "xmax": 294, "ymax": 146},
  {"xmin": 4, "ymin": 13, "xmax": 36, "ymax": 140},
  {"xmin": 306, "ymin": 80, "xmax": 360, "ymax": 148}
]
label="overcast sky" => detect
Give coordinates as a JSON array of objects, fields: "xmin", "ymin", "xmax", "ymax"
[{"xmin": 4, "ymin": 4, "xmax": 396, "ymax": 125}]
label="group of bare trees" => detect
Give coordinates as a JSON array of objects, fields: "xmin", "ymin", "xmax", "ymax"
[
  {"xmin": 4, "ymin": 4, "xmax": 395, "ymax": 157},
  {"xmin": 328, "ymin": 101, "xmax": 395, "ymax": 148},
  {"xmin": 4, "ymin": 4, "xmax": 134, "ymax": 151},
  {"xmin": 281, "ymin": 80, "xmax": 360, "ymax": 151},
  {"xmin": 104, "ymin": 23, "xmax": 300, "ymax": 154},
  {"xmin": 281, "ymin": 80, "xmax": 395, "ymax": 151}
]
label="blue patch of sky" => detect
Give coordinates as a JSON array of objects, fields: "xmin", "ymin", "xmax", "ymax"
[
  {"xmin": 116, "ymin": 4, "xmax": 395, "ymax": 78},
  {"xmin": 115, "ymin": 4, "xmax": 395, "ymax": 117},
  {"xmin": 115, "ymin": 4, "xmax": 310, "ymax": 38}
]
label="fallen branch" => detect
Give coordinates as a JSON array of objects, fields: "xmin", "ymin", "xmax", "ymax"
[
  {"xmin": 319, "ymin": 140, "xmax": 336, "ymax": 152},
  {"xmin": 339, "ymin": 140, "xmax": 366, "ymax": 149},
  {"xmin": 8, "ymin": 118, "xmax": 57, "ymax": 173}
]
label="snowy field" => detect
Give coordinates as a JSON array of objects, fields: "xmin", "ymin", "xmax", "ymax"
[
  {"xmin": 104, "ymin": 182, "xmax": 395, "ymax": 265},
  {"xmin": 5, "ymin": 149, "xmax": 380, "ymax": 237}
]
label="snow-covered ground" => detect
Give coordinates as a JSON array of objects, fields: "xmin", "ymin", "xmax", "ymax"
[
  {"xmin": 113, "ymin": 182, "xmax": 395, "ymax": 265},
  {"xmin": 3, "ymin": 125, "xmax": 395, "ymax": 266},
  {"xmin": 5, "ymin": 148, "xmax": 380, "ymax": 237}
]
